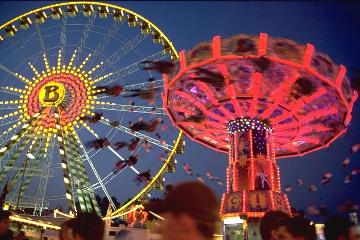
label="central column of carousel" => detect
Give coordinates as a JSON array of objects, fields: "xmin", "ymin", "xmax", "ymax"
[{"xmin": 220, "ymin": 118, "xmax": 291, "ymax": 220}]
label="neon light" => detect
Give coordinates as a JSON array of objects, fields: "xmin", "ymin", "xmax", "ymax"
[
  {"xmin": 303, "ymin": 44, "xmax": 314, "ymax": 68},
  {"xmin": 249, "ymin": 73, "xmax": 262, "ymax": 118},
  {"xmin": 233, "ymin": 135, "xmax": 239, "ymax": 191},
  {"xmin": 217, "ymin": 64, "xmax": 244, "ymax": 117},
  {"xmin": 249, "ymin": 129, "xmax": 255, "ymax": 190},
  {"xmin": 258, "ymin": 33, "xmax": 268, "ymax": 57},
  {"xmin": 10, "ymin": 215, "xmax": 60, "ymax": 230},
  {"xmin": 212, "ymin": 36, "xmax": 221, "ymax": 58},
  {"xmin": 267, "ymin": 133, "xmax": 274, "ymax": 190},
  {"xmin": 242, "ymin": 190, "xmax": 246, "ymax": 212}
]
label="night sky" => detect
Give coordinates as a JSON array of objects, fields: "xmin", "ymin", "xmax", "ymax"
[{"xmin": 0, "ymin": 1, "xmax": 359, "ymax": 219}]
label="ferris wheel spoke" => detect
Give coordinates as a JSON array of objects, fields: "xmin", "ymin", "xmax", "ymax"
[
  {"xmin": 80, "ymin": 122, "xmax": 141, "ymax": 178},
  {"xmin": 91, "ymin": 162, "xmax": 129, "ymax": 190},
  {"xmin": 92, "ymin": 167, "xmax": 124, "ymax": 189},
  {"xmin": 86, "ymin": 21, "xmax": 123, "ymax": 68},
  {"xmin": 93, "ymin": 51, "xmax": 166, "ymax": 86},
  {"xmin": 0, "ymin": 31, "xmax": 37, "ymax": 64},
  {"xmin": 0, "ymin": 139, "xmax": 23, "ymax": 170},
  {"xmin": 0, "ymin": 116, "xmax": 21, "ymax": 127},
  {"xmin": 96, "ymin": 79, "xmax": 164, "ymax": 100},
  {"xmin": 80, "ymin": 122, "xmax": 124, "ymax": 160},
  {"xmin": 0, "ymin": 106, "xmax": 20, "ymax": 111},
  {"xmin": 78, "ymin": 129, "xmax": 114, "ymax": 162},
  {"xmin": 75, "ymin": 13, "xmax": 97, "ymax": 64},
  {"xmin": 92, "ymin": 168, "xmax": 125, "ymax": 190},
  {"xmin": 0, "ymin": 100, "xmax": 23, "ymax": 110},
  {"xmin": 1, "ymin": 44, "xmax": 58, "ymax": 87},
  {"xmin": 0, "ymin": 63, "xmax": 30, "ymax": 84},
  {"xmin": 121, "ymin": 79, "xmax": 164, "ymax": 95},
  {"xmin": 69, "ymin": 126, "xmax": 116, "ymax": 211},
  {"xmin": 74, "ymin": 125, "xmax": 111, "ymax": 161},
  {"xmin": 95, "ymin": 32, "xmax": 149, "ymax": 78},
  {"xmin": 91, "ymin": 102, "xmax": 166, "ymax": 115},
  {"xmin": 76, "ymin": 147, "xmax": 96, "ymax": 161},
  {"xmin": 99, "ymin": 117, "xmax": 173, "ymax": 151},
  {"xmin": 0, "ymin": 111, "xmax": 28, "ymax": 140},
  {"xmin": 10, "ymin": 38, "xmax": 31, "ymax": 64},
  {"xmin": 0, "ymin": 111, "xmax": 26, "ymax": 123},
  {"xmin": 34, "ymin": 21, "xmax": 49, "ymax": 63},
  {"xmin": 0, "ymin": 126, "xmax": 22, "ymax": 147},
  {"xmin": 92, "ymin": 138, "xmax": 144, "ymax": 190},
  {"xmin": 0, "ymin": 87, "xmax": 23, "ymax": 97},
  {"xmin": 59, "ymin": 15, "xmax": 68, "ymax": 66}
]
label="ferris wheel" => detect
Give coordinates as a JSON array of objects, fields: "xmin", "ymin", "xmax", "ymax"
[{"xmin": 0, "ymin": 1, "xmax": 183, "ymax": 216}]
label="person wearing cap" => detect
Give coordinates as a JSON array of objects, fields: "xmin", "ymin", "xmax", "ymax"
[{"xmin": 145, "ymin": 181, "xmax": 219, "ymax": 240}]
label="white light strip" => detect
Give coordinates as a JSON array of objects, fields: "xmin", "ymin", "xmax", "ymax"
[
  {"xmin": 149, "ymin": 211, "xmax": 165, "ymax": 221},
  {"xmin": 223, "ymin": 216, "xmax": 244, "ymax": 224}
]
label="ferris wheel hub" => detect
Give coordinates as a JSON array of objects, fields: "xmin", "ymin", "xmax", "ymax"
[
  {"xmin": 39, "ymin": 82, "xmax": 66, "ymax": 107},
  {"xmin": 27, "ymin": 70, "xmax": 88, "ymax": 127}
]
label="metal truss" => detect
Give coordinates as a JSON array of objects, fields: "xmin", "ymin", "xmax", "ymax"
[
  {"xmin": 7, "ymin": 196, "xmax": 49, "ymax": 210},
  {"xmin": 59, "ymin": 15, "xmax": 68, "ymax": 65},
  {"xmin": 1, "ymin": 166, "xmax": 53, "ymax": 177},
  {"xmin": 34, "ymin": 136, "xmax": 55, "ymax": 215},
  {"xmin": 0, "ymin": 63, "xmax": 19, "ymax": 79},
  {"xmin": 0, "ymin": 86, "xmax": 23, "ymax": 96},
  {"xmin": 87, "ymin": 21, "xmax": 123, "ymax": 67},
  {"xmin": 0, "ymin": 116, "xmax": 20, "ymax": 127},
  {"xmin": 121, "ymin": 79, "xmax": 164, "ymax": 95},
  {"xmin": 75, "ymin": 13, "xmax": 97, "ymax": 65},
  {"xmin": 10, "ymin": 38, "xmax": 30, "ymax": 64},
  {"xmin": 0, "ymin": 140, "xmax": 22, "ymax": 169},
  {"xmin": 34, "ymin": 21, "xmax": 48, "ymax": 59},
  {"xmin": 100, "ymin": 117, "xmax": 173, "ymax": 151},
  {"xmin": 5, "ymin": 136, "xmax": 45, "ymax": 208},
  {"xmin": 4, "ymin": 31, "xmax": 37, "ymax": 64},
  {"xmin": 0, "ymin": 103, "xmax": 21, "ymax": 110},
  {"xmin": 96, "ymin": 32, "xmax": 148, "ymax": 77},
  {"xmin": 97, "ymin": 51, "xmax": 167, "ymax": 86},
  {"xmin": 15, "ymin": 138, "xmax": 47, "ymax": 203},
  {"xmin": 92, "ymin": 103, "xmax": 166, "ymax": 115}
]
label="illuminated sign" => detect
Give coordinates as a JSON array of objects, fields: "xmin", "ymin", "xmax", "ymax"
[{"xmin": 39, "ymin": 82, "xmax": 66, "ymax": 107}]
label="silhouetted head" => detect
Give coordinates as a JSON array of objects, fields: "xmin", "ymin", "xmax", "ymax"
[
  {"xmin": 71, "ymin": 212, "xmax": 105, "ymax": 240},
  {"xmin": 325, "ymin": 216, "xmax": 360, "ymax": 240},
  {"xmin": 260, "ymin": 210, "xmax": 291, "ymax": 240}
]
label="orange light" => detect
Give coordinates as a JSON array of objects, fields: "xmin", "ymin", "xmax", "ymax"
[{"xmin": 249, "ymin": 129, "xmax": 255, "ymax": 190}]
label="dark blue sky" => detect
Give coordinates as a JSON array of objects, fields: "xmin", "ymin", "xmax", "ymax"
[{"xmin": 0, "ymin": 1, "xmax": 359, "ymax": 218}]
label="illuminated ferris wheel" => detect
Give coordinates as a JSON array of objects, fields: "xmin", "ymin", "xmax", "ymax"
[{"xmin": 0, "ymin": 2, "xmax": 183, "ymax": 216}]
